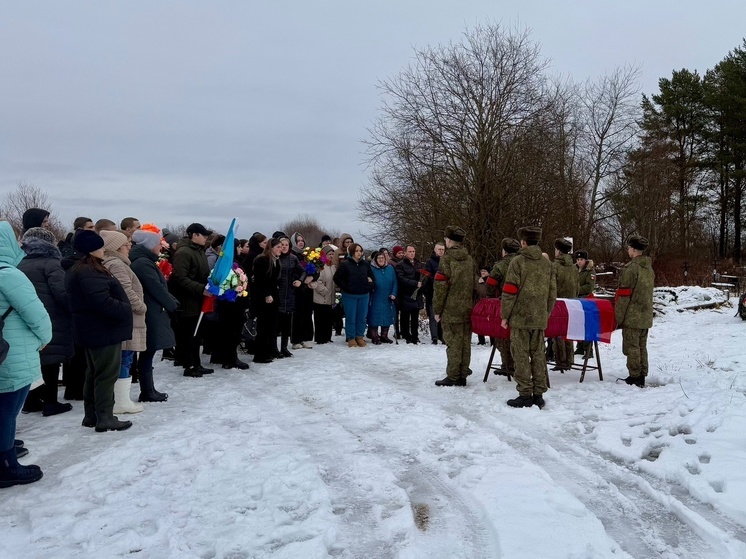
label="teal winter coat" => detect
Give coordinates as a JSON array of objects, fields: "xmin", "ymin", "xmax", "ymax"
[{"xmin": 0, "ymin": 221, "xmax": 53, "ymax": 393}]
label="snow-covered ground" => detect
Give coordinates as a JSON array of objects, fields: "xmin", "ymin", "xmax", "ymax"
[{"xmin": 2, "ymin": 286, "xmax": 746, "ymax": 559}]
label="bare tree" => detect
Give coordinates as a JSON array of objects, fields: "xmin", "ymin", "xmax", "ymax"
[
  {"xmin": 362, "ymin": 23, "xmax": 573, "ymax": 266},
  {"xmin": 576, "ymin": 65, "xmax": 642, "ymax": 248},
  {"xmin": 0, "ymin": 181, "xmax": 66, "ymax": 238},
  {"xmin": 278, "ymin": 214, "xmax": 338, "ymax": 248}
]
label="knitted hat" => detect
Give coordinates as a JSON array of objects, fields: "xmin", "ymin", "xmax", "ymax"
[
  {"xmin": 73, "ymin": 230, "xmax": 105, "ymax": 254},
  {"xmin": 22, "ymin": 208, "xmax": 50, "ymax": 232},
  {"xmin": 100, "ymin": 230, "xmax": 129, "ymax": 252},
  {"xmin": 574, "ymin": 249, "xmax": 588, "ymax": 260},
  {"xmin": 501, "ymin": 238, "xmax": 520, "ymax": 254},
  {"xmin": 21, "ymin": 227, "xmax": 56, "ymax": 245},
  {"xmin": 444, "ymin": 226, "xmax": 466, "ymax": 243},
  {"xmin": 392, "ymin": 245, "xmax": 404, "ymax": 256},
  {"xmin": 627, "ymin": 235, "xmax": 649, "ymax": 251},
  {"xmin": 554, "ymin": 238, "xmax": 572, "ymax": 254},
  {"xmin": 321, "ymin": 244, "xmax": 336, "ymax": 255},
  {"xmin": 517, "ymin": 226, "xmax": 542, "ymax": 244},
  {"xmin": 133, "ymin": 230, "xmax": 162, "ymax": 251},
  {"xmin": 163, "ymin": 232, "xmax": 179, "ymax": 246}
]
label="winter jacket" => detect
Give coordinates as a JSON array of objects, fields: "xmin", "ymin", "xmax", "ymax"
[
  {"xmin": 130, "ymin": 243, "xmax": 179, "ymax": 351},
  {"xmin": 487, "ymin": 254, "xmax": 517, "ymax": 297},
  {"xmin": 278, "ymin": 251, "xmax": 305, "ymax": 314},
  {"xmin": 577, "ymin": 261, "xmax": 596, "ymax": 297},
  {"xmin": 421, "ymin": 252, "xmax": 440, "ymax": 304},
  {"xmin": 18, "ymin": 238, "xmax": 74, "ymax": 365},
  {"xmin": 169, "ymin": 239, "xmax": 210, "ymax": 316},
  {"xmin": 205, "ymin": 247, "xmax": 220, "ymax": 270},
  {"xmin": 102, "ymin": 250, "xmax": 147, "ymax": 351},
  {"xmin": 241, "ymin": 240, "xmax": 263, "ymax": 280},
  {"xmin": 334, "ymin": 233, "xmax": 353, "ymax": 265},
  {"xmin": 501, "ymin": 245, "xmax": 557, "ymax": 330},
  {"xmin": 0, "ymin": 221, "xmax": 52, "ymax": 393},
  {"xmin": 368, "ymin": 261, "xmax": 398, "ymax": 327},
  {"xmin": 615, "ymin": 256, "xmax": 654, "ymax": 329},
  {"xmin": 395, "ymin": 257, "xmax": 424, "ymax": 312},
  {"xmin": 312, "ymin": 264, "xmax": 337, "ymax": 306},
  {"xmin": 553, "ymin": 253, "xmax": 579, "ymax": 299},
  {"xmin": 65, "ymin": 262, "xmax": 133, "ymax": 349},
  {"xmin": 433, "ymin": 245, "xmax": 476, "ymax": 323},
  {"xmin": 251, "ymin": 255, "xmax": 280, "ymax": 303},
  {"xmin": 334, "ymin": 257, "xmax": 374, "ymax": 295}
]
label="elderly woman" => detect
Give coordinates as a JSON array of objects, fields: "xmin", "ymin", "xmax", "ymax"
[
  {"xmin": 0, "ymin": 221, "xmax": 52, "ymax": 488},
  {"xmin": 367, "ymin": 251, "xmax": 398, "ymax": 344},
  {"xmin": 100, "ymin": 230, "xmax": 146, "ymax": 414},
  {"xmin": 130, "ymin": 230, "xmax": 178, "ymax": 401}
]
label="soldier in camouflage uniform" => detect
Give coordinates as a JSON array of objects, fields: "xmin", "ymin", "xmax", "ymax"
[
  {"xmin": 615, "ymin": 235, "xmax": 654, "ymax": 387},
  {"xmin": 501, "ymin": 227, "xmax": 557, "ymax": 408},
  {"xmin": 551, "ymin": 238, "xmax": 579, "ymax": 371},
  {"xmin": 486, "ymin": 238, "xmax": 521, "ymax": 374},
  {"xmin": 574, "ymin": 249, "xmax": 596, "ymax": 355},
  {"xmin": 433, "ymin": 226, "xmax": 476, "ymax": 387}
]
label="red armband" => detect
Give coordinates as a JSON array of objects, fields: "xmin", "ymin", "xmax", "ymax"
[
  {"xmin": 485, "ymin": 276, "xmax": 498, "ymax": 287},
  {"xmin": 616, "ymin": 288, "xmax": 632, "ymax": 297},
  {"xmin": 434, "ymin": 272, "xmax": 449, "ymax": 284},
  {"xmin": 502, "ymin": 282, "xmax": 519, "ymax": 295}
]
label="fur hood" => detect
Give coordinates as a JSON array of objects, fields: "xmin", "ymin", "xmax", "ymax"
[{"xmin": 21, "ymin": 237, "xmax": 62, "ymax": 260}]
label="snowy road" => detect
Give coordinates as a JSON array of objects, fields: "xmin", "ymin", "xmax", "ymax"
[{"xmin": 2, "ymin": 287, "xmax": 745, "ymax": 558}]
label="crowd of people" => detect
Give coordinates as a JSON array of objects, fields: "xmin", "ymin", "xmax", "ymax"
[{"xmin": 0, "ymin": 209, "xmax": 654, "ymax": 489}]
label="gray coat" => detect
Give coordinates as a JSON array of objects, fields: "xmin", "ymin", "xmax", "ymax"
[
  {"xmin": 130, "ymin": 243, "xmax": 179, "ymax": 351},
  {"xmin": 17, "ymin": 238, "xmax": 74, "ymax": 365}
]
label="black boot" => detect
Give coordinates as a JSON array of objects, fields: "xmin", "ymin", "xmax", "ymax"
[
  {"xmin": 507, "ymin": 395, "xmax": 535, "ymax": 408},
  {"xmin": 380, "ymin": 327, "xmax": 393, "ymax": 344},
  {"xmin": 94, "ymin": 411, "xmax": 132, "ymax": 432},
  {"xmin": 82, "ymin": 402, "xmax": 96, "ymax": 428},
  {"xmin": 14, "ymin": 440, "xmax": 28, "ymax": 459},
  {"xmin": 161, "ymin": 347, "xmax": 176, "ymax": 361},
  {"xmin": 42, "ymin": 401, "xmax": 73, "ymax": 417},
  {"xmin": 0, "ymin": 449, "xmax": 43, "ymax": 489},
  {"xmin": 623, "ymin": 376, "xmax": 645, "ymax": 387},
  {"xmin": 280, "ymin": 348, "xmax": 294, "ymax": 358},
  {"xmin": 183, "ymin": 367, "xmax": 203, "ymax": 378},
  {"xmin": 138, "ymin": 367, "xmax": 168, "ymax": 402},
  {"xmin": 435, "ymin": 377, "xmax": 466, "ymax": 387},
  {"xmin": 533, "ymin": 394, "xmax": 546, "ymax": 409},
  {"xmin": 21, "ymin": 387, "xmax": 44, "ymax": 413}
]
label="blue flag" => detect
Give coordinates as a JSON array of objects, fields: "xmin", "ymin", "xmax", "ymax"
[{"xmin": 208, "ymin": 218, "xmax": 236, "ymax": 293}]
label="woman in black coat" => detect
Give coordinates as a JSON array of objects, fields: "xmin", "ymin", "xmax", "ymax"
[
  {"xmin": 17, "ymin": 228, "xmax": 74, "ymax": 416},
  {"xmin": 130, "ymin": 231, "xmax": 179, "ymax": 402},
  {"xmin": 250, "ymin": 239, "xmax": 282, "ymax": 364},
  {"xmin": 65, "ymin": 231, "xmax": 133, "ymax": 432}
]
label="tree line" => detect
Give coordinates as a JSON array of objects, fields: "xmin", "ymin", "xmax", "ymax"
[{"xmin": 360, "ymin": 23, "xmax": 746, "ymax": 285}]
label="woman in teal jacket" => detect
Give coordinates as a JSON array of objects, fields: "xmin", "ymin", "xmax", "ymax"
[{"xmin": 0, "ymin": 220, "xmax": 52, "ymax": 488}]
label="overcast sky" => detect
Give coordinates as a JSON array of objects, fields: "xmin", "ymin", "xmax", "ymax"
[{"xmin": 1, "ymin": 1, "xmax": 744, "ymax": 241}]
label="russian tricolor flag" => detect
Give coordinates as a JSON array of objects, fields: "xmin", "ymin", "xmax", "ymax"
[{"xmin": 557, "ymin": 298, "xmax": 615, "ymax": 343}]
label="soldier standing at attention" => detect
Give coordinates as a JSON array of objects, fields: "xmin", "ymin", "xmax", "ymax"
[
  {"xmin": 501, "ymin": 227, "xmax": 557, "ymax": 408},
  {"xmin": 551, "ymin": 238, "xmax": 579, "ymax": 371},
  {"xmin": 615, "ymin": 235, "xmax": 654, "ymax": 387},
  {"xmin": 433, "ymin": 226, "xmax": 476, "ymax": 387},
  {"xmin": 486, "ymin": 238, "xmax": 521, "ymax": 374}
]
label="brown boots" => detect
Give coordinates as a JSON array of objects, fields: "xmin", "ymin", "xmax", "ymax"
[{"xmin": 355, "ymin": 337, "xmax": 367, "ymax": 347}]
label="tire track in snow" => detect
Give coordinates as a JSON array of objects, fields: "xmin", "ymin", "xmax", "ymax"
[{"xmin": 251, "ymin": 388, "xmax": 500, "ymax": 559}]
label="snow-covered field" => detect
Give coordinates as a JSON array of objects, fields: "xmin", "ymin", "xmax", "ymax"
[{"xmin": 2, "ymin": 287, "xmax": 746, "ymax": 559}]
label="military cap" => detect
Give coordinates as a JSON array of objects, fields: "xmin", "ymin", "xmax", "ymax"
[
  {"xmin": 501, "ymin": 237, "xmax": 521, "ymax": 254},
  {"xmin": 627, "ymin": 235, "xmax": 649, "ymax": 251},
  {"xmin": 517, "ymin": 226, "xmax": 542, "ymax": 244},
  {"xmin": 554, "ymin": 237, "xmax": 573, "ymax": 254},
  {"xmin": 574, "ymin": 249, "xmax": 588, "ymax": 260},
  {"xmin": 444, "ymin": 225, "xmax": 466, "ymax": 242}
]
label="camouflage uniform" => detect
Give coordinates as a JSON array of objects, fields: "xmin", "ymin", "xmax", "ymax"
[
  {"xmin": 501, "ymin": 245, "xmax": 557, "ymax": 398},
  {"xmin": 433, "ymin": 245, "xmax": 476, "ymax": 382},
  {"xmin": 577, "ymin": 262, "xmax": 596, "ymax": 297},
  {"xmin": 487, "ymin": 253, "xmax": 517, "ymax": 372},
  {"xmin": 615, "ymin": 255, "xmax": 654, "ymax": 380},
  {"xmin": 552, "ymin": 253, "xmax": 579, "ymax": 369}
]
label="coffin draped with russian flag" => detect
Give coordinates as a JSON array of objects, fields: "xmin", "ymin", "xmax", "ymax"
[{"xmin": 471, "ymin": 297, "xmax": 616, "ymax": 342}]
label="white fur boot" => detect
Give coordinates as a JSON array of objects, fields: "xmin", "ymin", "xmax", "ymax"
[{"xmin": 113, "ymin": 377, "xmax": 143, "ymax": 414}]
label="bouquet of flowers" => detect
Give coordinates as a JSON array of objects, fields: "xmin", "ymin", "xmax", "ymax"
[
  {"xmin": 302, "ymin": 247, "xmax": 329, "ymax": 276},
  {"xmin": 157, "ymin": 258, "xmax": 173, "ymax": 281},
  {"xmin": 206, "ymin": 263, "xmax": 249, "ymax": 302}
]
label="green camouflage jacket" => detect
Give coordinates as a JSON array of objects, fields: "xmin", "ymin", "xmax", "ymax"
[
  {"xmin": 433, "ymin": 245, "xmax": 476, "ymax": 323},
  {"xmin": 553, "ymin": 253, "xmax": 578, "ymax": 299},
  {"xmin": 577, "ymin": 262, "xmax": 596, "ymax": 297},
  {"xmin": 615, "ymin": 256, "xmax": 654, "ymax": 329},
  {"xmin": 501, "ymin": 245, "xmax": 557, "ymax": 329},
  {"xmin": 487, "ymin": 253, "xmax": 517, "ymax": 297}
]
